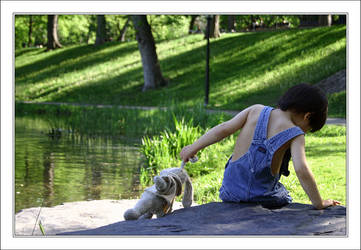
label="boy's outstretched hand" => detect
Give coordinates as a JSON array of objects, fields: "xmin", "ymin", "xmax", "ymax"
[
  {"xmin": 319, "ymin": 199, "xmax": 341, "ymax": 209},
  {"xmin": 180, "ymin": 145, "xmax": 197, "ymax": 163}
]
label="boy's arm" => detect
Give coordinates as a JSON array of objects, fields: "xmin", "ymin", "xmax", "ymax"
[
  {"xmin": 290, "ymin": 135, "xmax": 340, "ymax": 209},
  {"xmin": 180, "ymin": 105, "xmax": 254, "ymax": 162}
]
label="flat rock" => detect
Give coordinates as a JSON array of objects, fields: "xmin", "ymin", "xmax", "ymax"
[
  {"xmin": 15, "ymin": 199, "xmax": 192, "ymax": 236},
  {"xmin": 60, "ymin": 202, "xmax": 346, "ymax": 236}
]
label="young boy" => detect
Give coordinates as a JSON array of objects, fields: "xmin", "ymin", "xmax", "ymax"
[{"xmin": 180, "ymin": 83, "xmax": 340, "ymax": 210}]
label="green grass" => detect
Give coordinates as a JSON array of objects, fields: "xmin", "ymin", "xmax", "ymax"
[{"xmin": 15, "ymin": 25, "xmax": 346, "ymax": 118}]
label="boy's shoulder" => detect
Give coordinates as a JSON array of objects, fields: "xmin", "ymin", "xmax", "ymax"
[
  {"xmin": 248, "ymin": 104, "xmax": 266, "ymax": 116},
  {"xmin": 250, "ymin": 104, "xmax": 266, "ymax": 110},
  {"xmin": 243, "ymin": 104, "xmax": 266, "ymax": 124}
]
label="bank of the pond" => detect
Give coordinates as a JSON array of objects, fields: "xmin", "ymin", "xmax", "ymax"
[
  {"xmin": 17, "ymin": 100, "xmax": 346, "ymax": 126},
  {"xmin": 15, "ymin": 199, "xmax": 198, "ymax": 236},
  {"xmin": 15, "ymin": 102, "xmax": 232, "ymax": 138}
]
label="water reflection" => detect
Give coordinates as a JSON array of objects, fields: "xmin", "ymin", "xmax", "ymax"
[
  {"xmin": 42, "ymin": 150, "xmax": 55, "ymax": 207},
  {"xmin": 15, "ymin": 116, "xmax": 145, "ymax": 213}
]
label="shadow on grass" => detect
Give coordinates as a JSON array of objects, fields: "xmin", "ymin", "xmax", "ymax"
[
  {"xmin": 305, "ymin": 145, "xmax": 346, "ymax": 158},
  {"xmin": 16, "ymin": 26, "xmax": 346, "ymax": 113},
  {"xmin": 15, "ymin": 41, "xmax": 139, "ymax": 85},
  {"xmin": 15, "ymin": 47, "xmax": 45, "ymax": 58},
  {"xmin": 222, "ymin": 49, "xmax": 346, "ymax": 110}
]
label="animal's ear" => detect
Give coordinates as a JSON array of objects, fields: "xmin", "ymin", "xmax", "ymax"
[
  {"xmin": 155, "ymin": 176, "xmax": 169, "ymax": 192},
  {"xmin": 162, "ymin": 176, "xmax": 170, "ymax": 184},
  {"xmin": 173, "ymin": 176, "xmax": 183, "ymax": 196}
]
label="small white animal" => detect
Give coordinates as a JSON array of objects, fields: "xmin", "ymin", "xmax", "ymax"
[{"xmin": 123, "ymin": 158, "xmax": 197, "ymax": 220}]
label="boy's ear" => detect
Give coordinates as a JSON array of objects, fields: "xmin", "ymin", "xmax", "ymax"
[{"xmin": 304, "ymin": 112, "xmax": 312, "ymax": 120}]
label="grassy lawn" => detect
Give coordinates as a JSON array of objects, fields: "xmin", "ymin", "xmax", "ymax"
[{"xmin": 15, "ymin": 25, "xmax": 346, "ymax": 118}]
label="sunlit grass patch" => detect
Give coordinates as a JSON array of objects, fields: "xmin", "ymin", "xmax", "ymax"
[{"xmin": 16, "ymin": 25, "xmax": 346, "ymax": 118}]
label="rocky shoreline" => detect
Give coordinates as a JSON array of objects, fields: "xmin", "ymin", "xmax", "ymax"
[
  {"xmin": 15, "ymin": 199, "xmax": 191, "ymax": 236},
  {"xmin": 15, "ymin": 199, "xmax": 346, "ymax": 236}
]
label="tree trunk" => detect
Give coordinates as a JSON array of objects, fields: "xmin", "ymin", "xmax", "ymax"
[
  {"xmin": 188, "ymin": 15, "xmax": 198, "ymax": 34},
  {"xmin": 47, "ymin": 15, "xmax": 62, "ymax": 51},
  {"xmin": 227, "ymin": 15, "xmax": 236, "ymax": 32},
  {"xmin": 95, "ymin": 15, "xmax": 106, "ymax": 46},
  {"xmin": 117, "ymin": 17, "xmax": 130, "ymax": 42},
  {"xmin": 318, "ymin": 15, "xmax": 332, "ymax": 26},
  {"xmin": 131, "ymin": 15, "xmax": 167, "ymax": 92},
  {"xmin": 327, "ymin": 14, "xmax": 332, "ymax": 26},
  {"xmin": 28, "ymin": 15, "xmax": 33, "ymax": 47},
  {"xmin": 210, "ymin": 15, "xmax": 221, "ymax": 38}
]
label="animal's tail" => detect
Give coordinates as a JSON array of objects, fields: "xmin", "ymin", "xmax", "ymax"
[{"xmin": 180, "ymin": 156, "xmax": 198, "ymax": 169}]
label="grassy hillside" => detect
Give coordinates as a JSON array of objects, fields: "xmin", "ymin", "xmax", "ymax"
[{"xmin": 15, "ymin": 25, "xmax": 346, "ymax": 117}]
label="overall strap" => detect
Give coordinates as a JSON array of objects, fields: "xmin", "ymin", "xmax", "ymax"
[
  {"xmin": 267, "ymin": 126, "xmax": 305, "ymax": 153},
  {"xmin": 253, "ymin": 106, "xmax": 273, "ymax": 141}
]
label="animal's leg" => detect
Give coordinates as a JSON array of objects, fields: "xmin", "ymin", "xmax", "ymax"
[
  {"xmin": 123, "ymin": 192, "xmax": 154, "ymax": 220},
  {"xmin": 182, "ymin": 176, "xmax": 193, "ymax": 208},
  {"xmin": 123, "ymin": 208, "xmax": 139, "ymax": 220}
]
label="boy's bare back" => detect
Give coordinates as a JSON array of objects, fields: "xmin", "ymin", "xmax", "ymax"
[{"xmin": 232, "ymin": 104, "xmax": 300, "ymax": 176}]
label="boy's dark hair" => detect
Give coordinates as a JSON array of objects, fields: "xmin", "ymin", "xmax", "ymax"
[{"xmin": 277, "ymin": 83, "xmax": 328, "ymax": 132}]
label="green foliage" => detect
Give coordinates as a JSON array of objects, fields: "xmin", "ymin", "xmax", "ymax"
[
  {"xmin": 14, "ymin": 14, "xmax": 190, "ymax": 49},
  {"xmin": 140, "ymin": 116, "xmax": 203, "ymax": 175},
  {"xmin": 147, "ymin": 15, "xmax": 191, "ymax": 41},
  {"xmin": 220, "ymin": 15, "xmax": 301, "ymax": 31},
  {"xmin": 39, "ymin": 221, "xmax": 46, "ymax": 236},
  {"xmin": 58, "ymin": 15, "xmax": 93, "ymax": 45},
  {"xmin": 139, "ymin": 112, "xmax": 236, "ymax": 188},
  {"xmin": 139, "ymin": 107, "xmax": 234, "ymax": 186},
  {"xmin": 15, "ymin": 15, "xmax": 47, "ymax": 48},
  {"xmin": 105, "ymin": 15, "xmax": 135, "ymax": 42}
]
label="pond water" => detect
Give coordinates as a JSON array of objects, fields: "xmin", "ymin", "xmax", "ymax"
[{"xmin": 15, "ymin": 115, "xmax": 145, "ymax": 213}]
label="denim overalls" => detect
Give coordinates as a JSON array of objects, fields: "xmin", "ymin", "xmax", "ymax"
[{"xmin": 219, "ymin": 106, "xmax": 304, "ymax": 208}]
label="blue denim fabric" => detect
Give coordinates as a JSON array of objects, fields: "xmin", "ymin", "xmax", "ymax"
[{"xmin": 219, "ymin": 106, "xmax": 304, "ymax": 208}]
